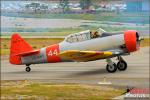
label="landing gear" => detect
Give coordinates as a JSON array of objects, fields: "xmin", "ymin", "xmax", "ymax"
[
  {"xmin": 106, "ymin": 58, "xmax": 117, "ymax": 73},
  {"xmin": 117, "ymin": 56, "xmax": 127, "ymax": 71},
  {"xmin": 26, "ymin": 64, "xmax": 31, "ymax": 72},
  {"xmin": 106, "ymin": 56, "xmax": 127, "ymax": 73}
]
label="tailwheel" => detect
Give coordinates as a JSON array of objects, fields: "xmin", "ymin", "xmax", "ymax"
[
  {"xmin": 106, "ymin": 63, "xmax": 117, "ymax": 73},
  {"xmin": 26, "ymin": 67, "xmax": 31, "ymax": 72},
  {"xmin": 117, "ymin": 60, "xmax": 127, "ymax": 71},
  {"xmin": 26, "ymin": 64, "xmax": 31, "ymax": 72}
]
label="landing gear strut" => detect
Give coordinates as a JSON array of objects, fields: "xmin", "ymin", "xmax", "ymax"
[
  {"xmin": 26, "ymin": 64, "xmax": 31, "ymax": 72},
  {"xmin": 106, "ymin": 56, "xmax": 127, "ymax": 73}
]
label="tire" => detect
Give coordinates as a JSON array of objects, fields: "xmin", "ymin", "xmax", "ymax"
[
  {"xmin": 117, "ymin": 60, "xmax": 127, "ymax": 71},
  {"xmin": 26, "ymin": 67, "xmax": 31, "ymax": 72},
  {"xmin": 106, "ymin": 63, "xmax": 117, "ymax": 73}
]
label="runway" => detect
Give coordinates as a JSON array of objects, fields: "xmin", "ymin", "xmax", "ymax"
[{"xmin": 1, "ymin": 47, "xmax": 149, "ymax": 88}]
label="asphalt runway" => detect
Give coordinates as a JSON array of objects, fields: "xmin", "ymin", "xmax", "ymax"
[{"xmin": 1, "ymin": 47, "xmax": 149, "ymax": 88}]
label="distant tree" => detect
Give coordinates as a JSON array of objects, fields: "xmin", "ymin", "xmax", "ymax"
[
  {"xmin": 59, "ymin": 0, "xmax": 70, "ymax": 13},
  {"xmin": 40, "ymin": 4, "xmax": 48, "ymax": 13},
  {"xmin": 25, "ymin": 2, "xmax": 49, "ymax": 14},
  {"xmin": 32, "ymin": 2, "xmax": 41, "ymax": 13},
  {"xmin": 26, "ymin": 2, "xmax": 40, "ymax": 13},
  {"xmin": 92, "ymin": 3, "xmax": 99, "ymax": 9},
  {"xmin": 25, "ymin": 4, "xmax": 30, "ymax": 10},
  {"xmin": 79, "ymin": 0, "xmax": 92, "ymax": 10}
]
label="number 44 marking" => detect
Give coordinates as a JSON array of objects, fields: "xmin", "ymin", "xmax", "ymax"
[{"xmin": 48, "ymin": 49, "xmax": 58, "ymax": 56}]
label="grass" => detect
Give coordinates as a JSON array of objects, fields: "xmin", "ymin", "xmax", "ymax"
[
  {"xmin": 1, "ymin": 37, "xmax": 149, "ymax": 55},
  {"xmin": 2, "ymin": 12, "xmax": 149, "ymax": 24},
  {"xmin": 1, "ymin": 28, "xmax": 85, "ymax": 36},
  {"xmin": 1, "ymin": 81, "xmax": 124, "ymax": 100},
  {"xmin": 1, "ymin": 25, "xmax": 149, "ymax": 36},
  {"xmin": 1, "ymin": 49, "xmax": 10, "ymax": 55},
  {"xmin": 140, "ymin": 38, "xmax": 150, "ymax": 47}
]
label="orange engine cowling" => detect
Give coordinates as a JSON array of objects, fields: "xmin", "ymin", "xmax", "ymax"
[{"xmin": 124, "ymin": 30, "xmax": 140, "ymax": 52}]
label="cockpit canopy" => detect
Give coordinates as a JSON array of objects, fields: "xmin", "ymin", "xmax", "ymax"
[
  {"xmin": 65, "ymin": 30, "xmax": 91, "ymax": 43},
  {"xmin": 64, "ymin": 28, "xmax": 112, "ymax": 43}
]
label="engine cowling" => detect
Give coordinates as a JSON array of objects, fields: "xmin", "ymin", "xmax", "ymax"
[{"xmin": 124, "ymin": 30, "xmax": 140, "ymax": 52}]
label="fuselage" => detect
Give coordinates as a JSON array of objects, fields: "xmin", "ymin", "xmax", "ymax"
[
  {"xmin": 21, "ymin": 34, "xmax": 125, "ymax": 65},
  {"xmin": 9, "ymin": 30, "xmax": 140, "ymax": 74},
  {"xmin": 10, "ymin": 30, "xmax": 140, "ymax": 65}
]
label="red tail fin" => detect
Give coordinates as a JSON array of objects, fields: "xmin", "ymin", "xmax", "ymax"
[{"xmin": 10, "ymin": 34, "xmax": 33, "ymax": 64}]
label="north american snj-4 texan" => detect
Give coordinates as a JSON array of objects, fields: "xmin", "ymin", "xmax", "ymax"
[{"xmin": 10, "ymin": 28, "xmax": 142, "ymax": 73}]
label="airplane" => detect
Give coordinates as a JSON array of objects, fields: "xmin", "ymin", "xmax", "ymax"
[{"xmin": 9, "ymin": 28, "xmax": 141, "ymax": 73}]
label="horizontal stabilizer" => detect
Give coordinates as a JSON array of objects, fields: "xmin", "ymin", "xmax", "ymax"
[{"xmin": 15, "ymin": 50, "xmax": 40, "ymax": 56}]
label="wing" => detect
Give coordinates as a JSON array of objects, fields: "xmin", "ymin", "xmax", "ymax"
[{"xmin": 59, "ymin": 50, "xmax": 113, "ymax": 62}]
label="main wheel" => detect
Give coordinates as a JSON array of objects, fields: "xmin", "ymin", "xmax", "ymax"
[
  {"xmin": 117, "ymin": 60, "xmax": 127, "ymax": 71},
  {"xmin": 106, "ymin": 63, "xmax": 117, "ymax": 73},
  {"xmin": 26, "ymin": 67, "xmax": 31, "ymax": 72}
]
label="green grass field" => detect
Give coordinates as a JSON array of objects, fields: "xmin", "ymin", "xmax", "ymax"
[
  {"xmin": 1, "ymin": 81, "xmax": 124, "ymax": 100},
  {"xmin": 140, "ymin": 38, "xmax": 150, "ymax": 47},
  {"xmin": 1, "ymin": 25, "xmax": 149, "ymax": 36},
  {"xmin": 2, "ymin": 12, "xmax": 149, "ymax": 24}
]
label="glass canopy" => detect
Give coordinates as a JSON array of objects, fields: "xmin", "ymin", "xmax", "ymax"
[{"xmin": 65, "ymin": 28, "xmax": 106, "ymax": 43}]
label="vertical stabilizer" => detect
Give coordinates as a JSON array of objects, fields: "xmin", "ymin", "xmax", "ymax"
[{"xmin": 10, "ymin": 34, "xmax": 33, "ymax": 64}]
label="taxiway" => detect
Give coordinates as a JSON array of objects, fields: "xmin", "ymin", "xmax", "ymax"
[{"xmin": 1, "ymin": 47, "xmax": 149, "ymax": 88}]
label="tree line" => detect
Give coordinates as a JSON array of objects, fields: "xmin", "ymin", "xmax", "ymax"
[{"xmin": 25, "ymin": 0, "xmax": 93, "ymax": 13}]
